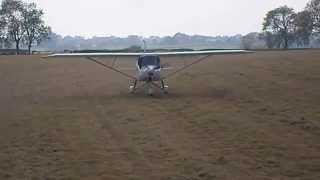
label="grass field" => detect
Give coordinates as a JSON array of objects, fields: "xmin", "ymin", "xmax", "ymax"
[{"xmin": 0, "ymin": 50, "xmax": 320, "ymax": 180}]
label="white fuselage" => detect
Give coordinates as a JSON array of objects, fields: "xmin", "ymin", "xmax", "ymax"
[
  {"xmin": 136, "ymin": 55, "xmax": 162, "ymax": 82},
  {"xmin": 137, "ymin": 64, "xmax": 161, "ymax": 81}
]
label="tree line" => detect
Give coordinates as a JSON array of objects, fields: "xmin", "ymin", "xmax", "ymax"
[
  {"xmin": 1, "ymin": 0, "xmax": 319, "ymax": 53},
  {"xmin": 0, "ymin": 0, "xmax": 50, "ymax": 54},
  {"xmin": 243, "ymin": 0, "xmax": 320, "ymax": 49}
]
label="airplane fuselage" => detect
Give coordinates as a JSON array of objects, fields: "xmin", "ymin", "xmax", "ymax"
[
  {"xmin": 129, "ymin": 55, "xmax": 168, "ymax": 94},
  {"xmin": 136, "ymin": 55, "xmax": 162, "ymax": 82}
]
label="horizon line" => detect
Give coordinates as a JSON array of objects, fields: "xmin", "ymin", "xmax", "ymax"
[{"xmin": 54, "ymin": 32, "xmax": 253, "ymax": 39}]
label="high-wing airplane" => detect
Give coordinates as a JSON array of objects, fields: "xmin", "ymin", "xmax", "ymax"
[{"xmin": 46, "ymin": 49, "xmax": 252, "ymax": 95}]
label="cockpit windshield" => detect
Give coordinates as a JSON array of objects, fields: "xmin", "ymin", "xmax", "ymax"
[{"xmin": 138, "ymin": 56, "xmax": 160, "ymax": 68}]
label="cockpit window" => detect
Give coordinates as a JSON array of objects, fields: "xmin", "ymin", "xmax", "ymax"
[{"xmin": 138, "ymin": 56, "xmax": 160, "ymax": 68}]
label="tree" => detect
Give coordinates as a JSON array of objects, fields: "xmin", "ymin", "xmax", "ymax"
[
  {"xmin": 0, "ymin": 19, "xmax": 10, "ymax": 48},
  {"xmin": 0, "ymin": 0, "xmax": 25, "ymax": 54},
  {"xmin": 294, "ymin": 10, "xmax": 313, "ymax": 47},
  {"xmin": 22, "ymin": 2, "xmax": 50, "ymax": 54},
  {"xmin": 241, "ymin": 32, "xmax": 266, "ymax": 49},
  {"xmin": 259, "ymin": 31, "xmax": 280, "ymax": 49},
  {"xmin": 126, "ymin": 45, "xmax": 142, "ymax": 52},
  {"xmin": 0, "ymin": 34, "xmax": 12, "ymax": 48},
  {"xmin": 263, "ymin": 6, "xmax": 296, "ymax": 49},
  {"xmin": 241, "ymin": 33, "xmax": 256, "ymax": 49},
  {"xmin": 306, "ymin": 0, "xmax": 320, "ymax": 33}
]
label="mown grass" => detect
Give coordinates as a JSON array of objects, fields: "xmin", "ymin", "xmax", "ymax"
[{"xmin": 0, "ymin": 50, "xmax": 320, "ymax": 179}]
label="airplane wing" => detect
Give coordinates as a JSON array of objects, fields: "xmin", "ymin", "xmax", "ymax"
[
  {"xmin": 46, "ymin": 50, "xmax": 251, "ymax": 58},
  {"xmin": 45, "ymin": 50, "xmax": 253, "ymax": 80}
]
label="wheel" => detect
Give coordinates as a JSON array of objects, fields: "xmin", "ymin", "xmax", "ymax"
[
  {"xmin": 163, "ymin": 85, "xmax": 169, "ymax": 94},
  {"xmin": 129, "ymin": 86, "xmax": 135, "ymax": 93},
  {"xmin": 148, "ymin": 88, "xmax": 153, "ymax": 96}
]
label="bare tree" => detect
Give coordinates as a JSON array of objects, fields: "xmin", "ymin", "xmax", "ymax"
[
  {"xmin": 263, "ymin": 6, "xmax": 296, "ymax": 49},
  {"xmin": 0, "ymin": 0, "xmax": 25, "ymax": 54},
  {"xmin": 22, "ymin": 2, "xmax": 50, "ymax": 54}
]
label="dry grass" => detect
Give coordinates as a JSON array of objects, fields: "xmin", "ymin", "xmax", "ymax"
[{"xmin": 0, "ymin": 50, "xmax": 320, "ymax": 180}]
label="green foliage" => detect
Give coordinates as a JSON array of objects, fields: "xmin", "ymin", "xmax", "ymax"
[
  {"xmin": 306, "ymin": 0, "xmax": 320, "ymax": 33},
  {"xmin": 260, "ymin": 32, "xmax": 279, "ymax": 49},
  {"xmin": 126, "ymin": 45, "xmax": 142, "ymax": 52},
  {"xmin": 263, "ymin": 6, "xmax": 296, "ymax": 49},
  {"xmin": 73, "ymin": 48, "xmax": 196, "ymax": 53},
  {"xmin": 0, "ymin": 0, "xmax": 50, "ymax": 54},
  {"xmin": 262, "ymin": 3, "xmax": 319, "ymax": 48},
  {"xmin": 21, "ymin": 2, "xmax": 50, "ymax": 54},
  {"xmin": 294, "ymin": 11, "xmax": 313, "ymax": 47},
  {"xmin": 241, "ymin": 32, "xmax": 266, "ymax": 49},
  {"xmin": 0, "ymin": 0, "xmax": 25, "ymax": 54}
]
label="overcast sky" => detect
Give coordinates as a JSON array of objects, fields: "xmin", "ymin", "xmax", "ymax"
[{"xmin": 28, "ymin": 0, "xmax": 308, "ymax": 38}]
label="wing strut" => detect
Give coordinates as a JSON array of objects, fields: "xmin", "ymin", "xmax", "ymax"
[
  {"xmin": 86, "ymin": 57, "xmax": 137, "ymax": 80},
  {"xmin": 111, "ymin": 56, "xmax": 117, "ymax": 67},
  {"xmin": 162, "ymin": 55, "xmax": 213, "ymax": 80}
]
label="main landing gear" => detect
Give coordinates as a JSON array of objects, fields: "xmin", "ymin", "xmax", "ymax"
[{"xmin": 130, "ymin": 80, "xmax": 168, "ymax": 95}]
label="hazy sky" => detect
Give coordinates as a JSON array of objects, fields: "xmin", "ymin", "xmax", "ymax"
[{"xmin": 28, "ymin": 0, "xmax": 308, "ymax": 38}]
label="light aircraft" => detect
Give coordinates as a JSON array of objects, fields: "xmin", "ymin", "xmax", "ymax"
[{"xmin": 46, "ymin": 48, "xmax": 252, "ymax": 95}]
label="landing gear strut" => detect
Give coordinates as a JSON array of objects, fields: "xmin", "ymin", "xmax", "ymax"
[
  {"xmin": 129, "ymin": 80, "xmax": 137, "ymax": 93},
  {"xmin": 150, "ymin": 80, "xmax": 168, "ymax": 95},
  {"xmin": 129, "ymin": 80, "xmax": 169, "ymax": 95},
  {"xmin": 161, "ymin": 80, "xmax": 169, "ymax": 94}
]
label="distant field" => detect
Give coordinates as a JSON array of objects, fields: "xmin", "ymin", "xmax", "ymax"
[{"xmin": 0, "ymin": 50, "xmax": 319, "ymax": 180}]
